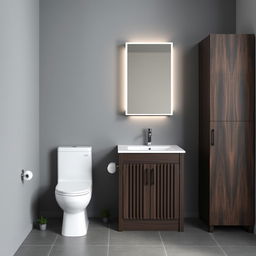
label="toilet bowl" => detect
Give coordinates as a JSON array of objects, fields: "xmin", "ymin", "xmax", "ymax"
[
  {"xmin": 55, "ymin": 181, "xmax": 92, "ymax": 236},
  {"xmin": 55, "ymin": 147, "xmax": 92, "ymax": 237}
]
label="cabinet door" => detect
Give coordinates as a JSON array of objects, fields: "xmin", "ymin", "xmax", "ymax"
[
  {"xmin": 210, "ymin": 122, "xmax": 254, "ymax": 225},
  {"xmin": 210, "ymin": 34, "xmax": 254, "ymax": 121},
  {"xmin": 122, "ymin": 162, "xmax": 180, "ymax": 221},
  {"xmin": 122, "ymin": 163, "xmax": 150, "ymax": 220},
  {"xmin": 152, "ymin": 163, "xmax": 180, "ymax": 220}
]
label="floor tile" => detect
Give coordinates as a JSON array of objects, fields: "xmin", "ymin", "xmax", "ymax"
[
  {"xmin": 109, "ymin": 245, "xmax": 165, "ymax": 256},
  {"xmin": 109, "ymin": 230, "xmax": 161, "ymax": 245},
  {"xmin": 15, "ymin": 219, "xmax": 256, "ymax": 256},
  {"xmin": 14, "ymin": 245, "xmax": 51, "ymax": 256},
  {"xmin": 161, "ymin": 230, "xmax": 216, "ymax": 246},
  {"xmin": 22, "ymin": 230, "xmax": 57, "ymax": 245},
  {"xmin": 222, "ymin": 246, "xmax": 256, "ymax": 256},
  {"xmin": 166, "ymin": 246, "xmax": 225, "ymax": 256},
  {"xmin": 213, "ymin": 231, "xmax": 256, "ymax": 246},
  {"xmin": 55, "ymin": 228, "xmax": 109, "ymax": 245},
  {"xmin": 50, "ymin": 245, "xmax": 108, "ymax": 256}
]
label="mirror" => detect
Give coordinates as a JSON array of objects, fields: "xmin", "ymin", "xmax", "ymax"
[{"xmin": 125, "ymin": 42, "xmax": 173, "ymax": 116}]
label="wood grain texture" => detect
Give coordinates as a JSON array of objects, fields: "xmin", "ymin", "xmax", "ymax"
[
  {"xmin": 179, "ymin": 154, "xmax": 184, "ymax": 231},
  {"xmin": 199, "ymin": 36, "xmax": 211, "ymax": 223},
  {"xmin": 150, "ymin": 165, "xmax": 156, "ymax": 219},
  {"xmin": 210, "ymin": 34, "xmax": 255, "ymax": 121},
  {"xmin": 209, "ymin": 122, "xmax": 254, "ymax": 226},
  {"xmin": 118, "ymin": 153, "xmax": 184, "ymax": 231},
  {"xmin": 199, "ymin": 34, "xmax": 255, "ymax": 231},
  {"xmin": 143, "ymin": 165, "xmax": 150, "ymax": 219},
  {"xmin": 122, "ymin": 162, "xmax": 179, "ymax": 220}
]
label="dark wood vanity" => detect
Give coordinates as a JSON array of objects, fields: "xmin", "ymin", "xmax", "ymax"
[
  {"xmin": 199, "ymin": 34, "xmax": 255, "ymax": 232},
  {"xmin": 118, "ymin": 149, "xmax": 184, "ymax": 231}
]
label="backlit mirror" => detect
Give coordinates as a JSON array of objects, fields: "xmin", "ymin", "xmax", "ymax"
[{"xmin": 125, "ymin": 42, "xmax": 173, "ymax": 116}]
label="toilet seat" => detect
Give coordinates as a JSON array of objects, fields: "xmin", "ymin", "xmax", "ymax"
[{"xmin": 56, "ymin": 181, "xmax": 91, "ymax": 196}]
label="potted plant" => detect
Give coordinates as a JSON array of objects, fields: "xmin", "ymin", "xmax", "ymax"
[
  {"xmin": 100, "ymin": 209, "xmax": 110, "ymax": 224},
  {"xmin": 37, "ymin": 216, "xmax": 47, "ymax": 231}
]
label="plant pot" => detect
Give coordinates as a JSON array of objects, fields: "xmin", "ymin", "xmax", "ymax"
[
  {"xmin": 39, "ymin": 224, "xmax": 47, "ymax": 231},
  {"xmin": 102, "ymin": 217, "xmax": 109, "ymax": 224}
]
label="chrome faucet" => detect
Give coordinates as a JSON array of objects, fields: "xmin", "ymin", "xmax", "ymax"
[{"xmin": 147, "ymin": 128, "xmax": 152, "ymax": 146}]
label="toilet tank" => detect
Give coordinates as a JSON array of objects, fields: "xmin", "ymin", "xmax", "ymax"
[{"xmin": 58, "ymin": 147, "xmax": 92, "ymax": 182}]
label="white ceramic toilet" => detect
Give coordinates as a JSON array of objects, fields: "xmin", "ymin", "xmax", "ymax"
[{"xmin": 55, "ymin": 147, "xmax": 92, "ymax": 237}]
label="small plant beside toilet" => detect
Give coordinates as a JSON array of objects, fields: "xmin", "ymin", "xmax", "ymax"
[
  {"xmin": 37, "ymin": 216, "xmax": 47, "ymax": 231},
  {"xmin": 100, "ymin": 209, "xmax": 110, "ymax": 223}
]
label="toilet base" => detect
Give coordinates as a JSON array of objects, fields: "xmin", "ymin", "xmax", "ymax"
[{"xmin": 62, "ymin": 210, "xmax": 88, "ymax": 237}]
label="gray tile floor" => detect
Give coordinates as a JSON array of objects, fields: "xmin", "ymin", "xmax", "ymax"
[{"xmin": 14, "ymin": 219, "xmax": 256, "ymax": 256}]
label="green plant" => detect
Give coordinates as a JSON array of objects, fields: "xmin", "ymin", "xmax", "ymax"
[
  {"xmin": 100, "ymin": 209, "xmax": 110, "ymax": 218},
  {"xmin": 37, "ymin": 216, "xmax": 47, "ymax": 225}
]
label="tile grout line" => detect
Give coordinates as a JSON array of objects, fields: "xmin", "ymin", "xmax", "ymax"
[
  {"xmin": 22, "ymin": 244, "xmax": 53, "ymax": 247},
  {"xmin": 159, "ymin": 232, "xmax": 168, "ymax": 256},
  {"xmin": 47, "ymin": 234, "xmax": 58, "ymax": 256},
  {"xmin": 106, "ymin": 227, "xmax": 110, "ymax": 256},
  {"xmin": 209, "ymin": 233, "xmax": 228, "ymax": 256}
]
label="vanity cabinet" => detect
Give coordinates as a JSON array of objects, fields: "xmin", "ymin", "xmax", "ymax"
[
  {"xmin": 118, "ymin": 153, "xmax": 184, "ymax": 231},
  {"xmin": 199, "ymin": 34, "xmax": 255, "ymax": 232}
]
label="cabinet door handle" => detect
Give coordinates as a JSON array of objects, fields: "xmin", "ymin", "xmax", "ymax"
[{"xmin": 211, "ymin": 129, "xmax": 214, "ymax": 146}]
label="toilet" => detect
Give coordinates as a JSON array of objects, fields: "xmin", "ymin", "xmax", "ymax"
[{"xmin": 55, "ymin": 147, "xmax": 92, "ymax": 237}]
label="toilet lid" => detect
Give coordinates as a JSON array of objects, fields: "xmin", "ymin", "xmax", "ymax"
[{"xmin": 55, "ymin": 181, "xmax": 91, "ymax": 196}]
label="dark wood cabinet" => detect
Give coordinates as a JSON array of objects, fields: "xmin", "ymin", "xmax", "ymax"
[
  {"xmin": 118, "ymin": 153, "xmax": 184, "ymax": 231},
  {"xmin": 210, "ymin": 122, "xmax": 254, "ymax": 226},
  {"xmin": 199, "ymin": 34, "xmax": 255, "ymax": 232},
  {"xmin": 210, "ymin": 34, "xmax": 255, "ymax": 121}
]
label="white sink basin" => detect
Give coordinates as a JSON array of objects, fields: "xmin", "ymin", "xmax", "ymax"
[
  {"xmin": 118, "ymin": 145, "xmax": 185, "ymax": 153},
  {"xmin": 127, "ymin": 145, "xmax": 172, "ymax": 151}
]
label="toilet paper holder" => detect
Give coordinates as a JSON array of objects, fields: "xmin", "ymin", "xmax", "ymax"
[
  {"xmin": 107, "ymin": 162, "xmax": 119, "ymax": 174},
  {"xmin": 21, "ymin": 169, "xmax": 33, "ymax": 182}
]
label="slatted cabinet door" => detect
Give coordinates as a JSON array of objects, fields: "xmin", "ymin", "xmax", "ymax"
[
  {"xmin": 122, "ymin": 163, "xmax": 180, "ymax": 221},
  {"xmin": 153, "ymin": 163, "xmax": 180, "ymax": 220},
  {"xmin": 118, "ymin": 153, "xmax": 184, "ymax": 231},
  {"xmin": 122, "ymin": 163, "xmax": 150, "ymax": 220}
]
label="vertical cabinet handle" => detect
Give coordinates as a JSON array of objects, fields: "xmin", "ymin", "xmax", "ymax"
[{"xmin": 211, "ymin": 129, "xmax": 215, "ymax": 146}]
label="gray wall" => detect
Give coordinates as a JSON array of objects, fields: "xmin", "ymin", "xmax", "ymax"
[
  {"xmin": 40, "ymin": 0, "xmax": 236, "ymax": 218},
  {"xmin": 236, "ymin": 0, "xmax": 256, "ymax": 232},
  {"xmin": 0, "ymin": 0, "xmax": 39, "ymax": 255},
  {"xmin": 236, "ymin": 0, "xmax": 256, "ymax": 33}
]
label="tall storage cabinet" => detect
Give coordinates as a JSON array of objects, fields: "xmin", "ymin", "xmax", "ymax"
[{"xmin": 199, "ymin": 34, "xmax": 255, "ymax": 232}]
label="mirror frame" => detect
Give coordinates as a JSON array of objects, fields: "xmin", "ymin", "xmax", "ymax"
[{"xmin": 124, "ymin": 42, "xmax": 173, "ymax": 116}]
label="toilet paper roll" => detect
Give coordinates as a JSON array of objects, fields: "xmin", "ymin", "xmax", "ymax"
[
  {"xmin": 23, "ymin": 170, "xmax": 33, "ymax": 181},
  {"xmin": 107, "ymin": 162, "xmax": 116, "ymax": 174}
]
